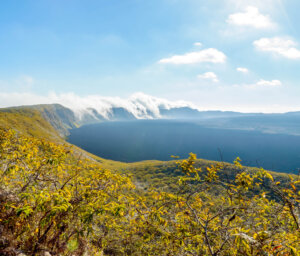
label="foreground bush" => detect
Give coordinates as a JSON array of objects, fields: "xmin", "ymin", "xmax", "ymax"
[{"xmin": 0, "ymin": 128, "xmax": 135, "ymax": 255}]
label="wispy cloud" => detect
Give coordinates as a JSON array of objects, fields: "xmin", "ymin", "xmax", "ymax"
[
  {"xmin": 236, "ymin": 67, "xmax": 249, "ymax": 73},
  {"xmin": 197, "ymin": 72, "xmax": 219, "ymax": 82},
  {"xmin": 256, "ymin": 79, "xmax": 282, "ymax": 87},
  {"xmin": 158, "ymin": 48, "xmax": 226, "ymax": 64},
  {"xmin": 19, "ymin": 75, "xmax": 35, "ymax": 86},
  {"xmin": 227, "ymin": 6, "xmax": 275, "ymax": 29},
  {"xmin": 253, "ymin": 37, "xmax": 300, "ymax": 59},
  {"xmin": 0, "ymin": 75, "xmax": 36, "ymax": 91},
  {"xmin": 236, "ymin": 79, "xmax": 282, "ymax": 89},
  {"xmin": 0, "ymin": 92, "xmax": 48, "ymax": 107},
  {"xmin": 193, "ymin": 42, "xmax": 202, "ymax": 47}
]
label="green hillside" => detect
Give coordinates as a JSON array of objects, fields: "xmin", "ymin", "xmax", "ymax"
[
  {"xmin": 0, "ymin": 106, "xmax": 62, "ymax": 141},
  {"xmin": 0, "ymin": 104, "xmax": 79, "ymax": 138}
]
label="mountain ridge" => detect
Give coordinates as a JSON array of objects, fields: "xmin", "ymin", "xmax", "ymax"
[{"xmin": 2, "ymin": 102, "xmax": 300, "ymax": 138}]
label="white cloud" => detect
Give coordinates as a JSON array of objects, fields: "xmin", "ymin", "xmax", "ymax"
[
  {"xmin": 236, "ymin": 79, "xmax": 282, "ymax": 89},
  {"xmin": 197, "ymin": 72, "xmax": 219, "ymax": 82},
  {"xmin": 158, "ymin": 48, "xmax": 226, "ymax": 64},
  {"xmin": 256, "ymin": 79, "xmax": 282, "ymax": 87},
  {"xmin": 227, "ymin": 6, "xmax": 275, "ymax": 29},
  {"xmin": 236, "ymin": 67, "xmax": 249, "ymax": 73},
  {"xmin": 194, "ymin": 42, "xmax": 202, "ymax": 47},
  {"xmin": 253, "ymin": 37, "xmax": 300, "ymax": 59}
]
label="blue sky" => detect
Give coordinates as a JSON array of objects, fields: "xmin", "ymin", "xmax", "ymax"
[{"xmin": 1, "ymin": 0, "xmax": 300, "ymax": 112}]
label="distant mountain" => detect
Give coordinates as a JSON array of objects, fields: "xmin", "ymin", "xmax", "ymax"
[
  {"xmin": 159, "ymin": 107, "xmax": 245, "ymax": 119},
  {"xmin": 33, "ymin": 104, "xmax": 78, "ymax": 135},
  {"xmin": 108, "ymin": 107, "xmax": 137, "ymax": 121},
  {"xmin": 2, "ymin": 102, "xmax": 300, "ymax": 137},
  {"xmin": 195, "ymin": 112, "xmax": 300, "ymax": 136},
  {"xmin": 72, "ymin": 103, "xmax": 247, "ymax": 122}
]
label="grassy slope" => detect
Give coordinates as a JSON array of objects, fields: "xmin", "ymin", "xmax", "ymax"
[
  {"xmin": 0, "ymin": 106, "xmax": 122, "ymax": 169},
  {"xmin": 0, "ymin": 104, "xmax": 79, "ymax": 137},
  {"xmin": 118, "ymin": 158, "xmax": 293, "ymax": 194},
  {"xmin": 0, "ymin": 107, "xmax": 62, "ymax": 141}
]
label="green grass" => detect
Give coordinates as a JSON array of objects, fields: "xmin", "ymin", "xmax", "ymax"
[{"xmin": 0, "ymin": 107, "xmax": 62, "ymax": 141}]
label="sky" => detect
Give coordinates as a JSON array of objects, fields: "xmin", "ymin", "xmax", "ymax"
[{"xmin": 1, "ymin": 0, "xmax": 300, "ymax": 113}]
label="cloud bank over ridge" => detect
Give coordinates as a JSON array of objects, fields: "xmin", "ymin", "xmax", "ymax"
[
  {"xmin": 0, "ymin": 92, "xmax": 197, "ymax": 120},
  {"xmin": 1, "ymin": 89, "xmax": 299, "ymax": 116}
]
